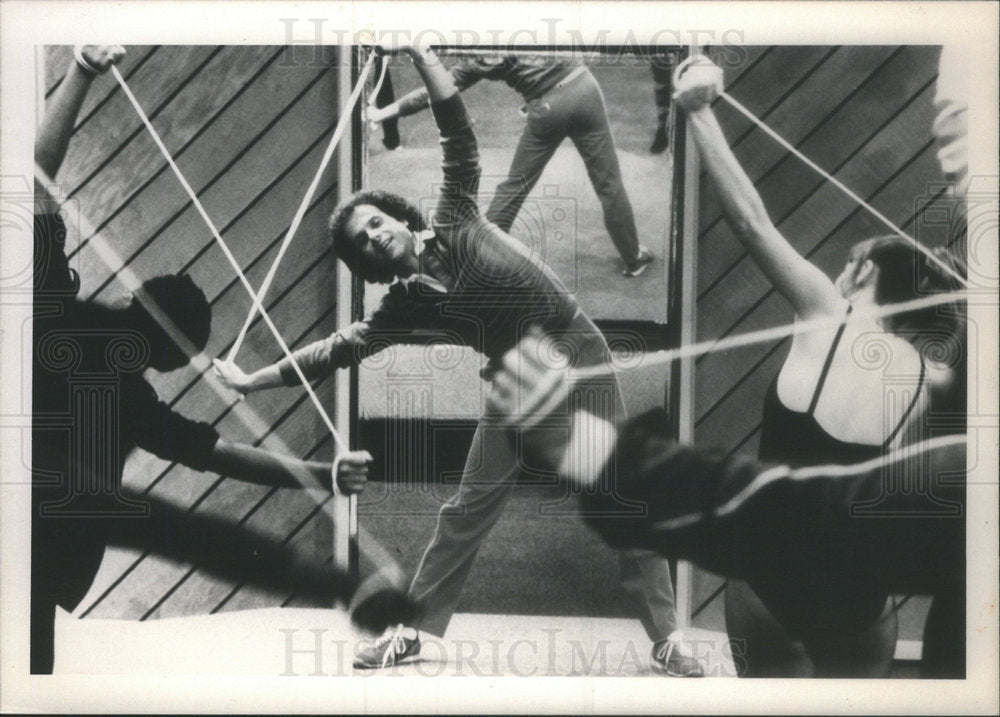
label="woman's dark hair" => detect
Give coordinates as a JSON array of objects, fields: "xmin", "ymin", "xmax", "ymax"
[
  {"xmin": 128, "ymin": 274, "xmax": 212, "ymax": 371},
  {"xmin": 848, "ymin": 235, "xmax": 964, "ymax": 337},
  {"xmin": 328, "ymin": 189, "xmax": 427, "ymax": 282}
]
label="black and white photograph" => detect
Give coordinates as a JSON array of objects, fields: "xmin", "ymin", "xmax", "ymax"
[{"xmin": 1, "ymin": 1, "xmax": 997, "ymax": 714}]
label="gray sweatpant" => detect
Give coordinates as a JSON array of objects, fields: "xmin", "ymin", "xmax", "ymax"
[{"xmin": 408, "ymin": 315, "xmax": 678, "ymax": 642}]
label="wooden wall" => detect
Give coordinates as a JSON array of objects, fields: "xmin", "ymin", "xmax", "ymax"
[
  {"xmin": 43, "ymin": 45, "xmax": 346, "ymax": 620},
  {"xmin": 689, "ymin": 46, "xmax": 951, "ymax": 641}
]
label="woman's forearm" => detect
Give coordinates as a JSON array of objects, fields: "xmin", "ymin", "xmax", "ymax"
[
  {"xmin": 35, "ymin": 63, "xmax": 96, "ymax": 178},
  {"xmin": 687, "ymin": 107, "xmax": 777, "ymax": 245},
  {"xmin": 36, "ymin": 46, "xmax": 125, "ymax": 178},
  {"xmin": 370, "ymin": 99, "xmax": 404, "ymax": 124},
  {"xmin": 372, "ymin": 89, "xmax": 424, "ymax": 122},
  {"xmin": 687, "ymin": 106, "xmax": 838, "ymax": 316}
]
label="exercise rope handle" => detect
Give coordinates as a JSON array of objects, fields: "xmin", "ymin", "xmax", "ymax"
[
  {"xmin": 110, "ymin": 64, "xmax": 348, "ymax": 467},
  {"xmin": 672, "ymin": 55, "xmax": 969, "ymax": 289},
  {"xmin": 226, "ymin": 48, "xmax": 380, "ymax": 362}
]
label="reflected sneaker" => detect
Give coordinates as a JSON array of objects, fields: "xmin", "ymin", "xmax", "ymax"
[
  {"xmin": 382, "ymin": 123, "xmax": 401, "ymax": 150},
  {"xmin": 353, "ymin": 624, "xmax": 420, "ymax": 669},
  {"xmin": 623, "ymin": 246, "xmax": 655, "ymax": 277},
  {"xmin": 651, "ymin": 632, "xmax": 705, "ymax": 677}
]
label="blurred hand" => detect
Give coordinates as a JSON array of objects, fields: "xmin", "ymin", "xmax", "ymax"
[
  {"xmin": 672, "ymin": 55, "xmax": 724, "ymax": 112},
  {"xmin": 365, "ymin": 102, "xmax": 387, "ymax": 126},
  {"xmin": 335, "ymin": 450, "xmax": 372, "ymax": 495},
  {"xmin": 487, "ymin": 329, "xmax": 575, "ymax": 474},
  {"xmin": 76, "ymin": 45, "xmax": 126, "ymax": 73},
  {"xmin": 487, "ymin": 328, "xmax": 571, "ymax": 430},
  {"xmin": 488, "ymin": 329, "xmax": 618, "ymax": 486},
  {"xmin": 212, "ymin": 358, "xmax": 252, "ymax": 393}
]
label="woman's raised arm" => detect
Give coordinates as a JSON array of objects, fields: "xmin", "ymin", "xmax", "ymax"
[
  {"xmin": 35, "ymin": 45, "xmax": 126, "ymax": 179},
  {"xmin": 676, "ymin": 59, "xmax": 842, "ymax": 319}
]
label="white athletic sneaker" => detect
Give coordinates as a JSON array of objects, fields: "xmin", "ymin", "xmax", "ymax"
[
  {"xmin": 651, "ymin": 631, "xmax": 705, "ymax": 677},
  {"xmin": 353, "ymin": 624, "xmax": 421, "ymax": 669}
]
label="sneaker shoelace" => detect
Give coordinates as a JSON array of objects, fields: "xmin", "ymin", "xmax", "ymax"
[
  {"xmin": 655, "ymin": 640, "xmax": 676, "ymax": 664},
  {"xmin": 374, "ymin": 623, "xmax": 409, "ymax": 668}
]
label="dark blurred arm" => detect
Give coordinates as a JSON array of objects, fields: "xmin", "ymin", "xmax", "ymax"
[{"xmin": 206, "ymin": 442, "xmax": 372, "ymax": 495}]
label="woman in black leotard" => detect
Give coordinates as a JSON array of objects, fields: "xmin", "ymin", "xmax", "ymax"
[{"xmin": 675, "ymin": 58, "xmax": 962, "ymax": 677}]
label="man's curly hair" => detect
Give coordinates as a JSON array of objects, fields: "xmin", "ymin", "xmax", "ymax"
[{"xmin": 328, "ymin": 189, "xmax": 427, "ymax": 282}]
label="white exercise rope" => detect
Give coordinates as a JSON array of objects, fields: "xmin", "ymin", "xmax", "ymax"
[
  {"xmin": 370, "ymin": 51, "xmax": 391, "ymax": 107},
  {"xmin": 504, "ymin": 289, "xmax": 967, "ymax": 434},
  {"xmin": 105, "ymin": 48, "xmax": 413, "ymax": 594},
  {"xmin": 673, "ymin": 55, "xmax": 968, "ymax": 289},
  {"xmin": 719, "ymin": 89, "xmax": 968, "ymax": 287},
  {"xmin": 225, "ymin": 49, "xmax": 381, "ymax": 361},
  {"xmin": 110, "ymin": 62, "xmax": 353, "ymax": 459},
  {"xmin": 35, "ymin": 164, "xmax": 406, "ymax": 595},
  {"xmin": 577, "ymin": 289, "xmax": 967, "ymax": 385}
]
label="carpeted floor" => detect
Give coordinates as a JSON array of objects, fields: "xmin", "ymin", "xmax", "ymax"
[{"xmin": 359, "ymin": 483, "xmax": 654, "ymax": 621}]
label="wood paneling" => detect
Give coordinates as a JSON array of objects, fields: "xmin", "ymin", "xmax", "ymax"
[
  {"xmin": 44, "ymin": 45, "xmax": 346, "ymax": 620},
  {"xmin": 45, "ymin": 46, "xmax": 158, "ymax": 132},
  {"xmin": 691, "ymin": 46, "xmax": 945, "ymax": 641}
]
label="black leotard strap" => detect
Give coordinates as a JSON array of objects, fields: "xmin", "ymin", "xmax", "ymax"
[
  {"xmin": 883, "ymin": 357, "xmax": 928, "ymax": 447},
  {"xmin": 807, "ymin": 304, "xmax": 854, "ymax": 416}
]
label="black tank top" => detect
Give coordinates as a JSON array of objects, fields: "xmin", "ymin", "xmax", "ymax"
[{"xmin": 758, "ymin": 305, "xmax": 926, "ymax": 467}]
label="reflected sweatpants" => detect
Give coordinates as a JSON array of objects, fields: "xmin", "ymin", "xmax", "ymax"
[{"xmin": 484, "ymin": 69, "xmax": 642, "ymax": 266}]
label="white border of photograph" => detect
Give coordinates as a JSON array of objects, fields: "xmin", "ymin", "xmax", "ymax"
[{"xmin": 2, "ymin": 2, "xmax": 997, "ymax": 714}]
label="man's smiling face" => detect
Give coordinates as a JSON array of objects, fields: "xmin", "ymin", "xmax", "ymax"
[{"xmin": 345, "ymin": 204, "xmax": 419, "ymax": 284}]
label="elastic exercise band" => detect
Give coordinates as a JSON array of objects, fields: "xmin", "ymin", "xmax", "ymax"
[
  {"xmin": 515, "ymin": 289, "xmax": 969, "ymax": 417},
  {"xmin": 36, "ymin": 164, "xmax": 406, "ymax": 602},
  {"xmin": 227, "ymin": 49, "xmax": 379, "ymax": 361},
  {"xmin": 111, "ymin": 65, "xmax": 347, "ymax": 458},
  {"xmin": 717, "ymin": 89, "xmax": 967, "ymax": 288},
  {"xmin": 671, "ymin": 54, "xmax": 968, "ymax": 288}
]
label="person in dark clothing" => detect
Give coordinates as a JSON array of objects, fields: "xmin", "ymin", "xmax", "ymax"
[
  {"xmin": 486, "ymin": 329, "xmax": 968, "ymax": 679},
  {"xmin": 369, "ymin": 54, "xmax": 400, "ymax": 150},
  {"xmin": 673, "ymin": 56, "xmax": 965, "ymax": 676},
  {"xmin": 648, "ymin": 50, "xmax": 679, "ymax": 154},
  {"xmin": 30, "ymin": 45, "xmax": 413, "ymax": 674},
  {"xmin": 367, "ymin": 51, "xmax": 654, "ymax": 277},
  {"xmin": 214, "ymin": 42, "xmax": 702, "ymax": 676}
]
